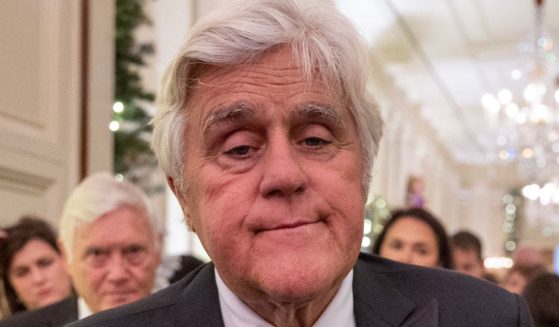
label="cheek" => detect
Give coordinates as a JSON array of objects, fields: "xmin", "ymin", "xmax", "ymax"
[
  {"xmin": 73, "ymin": 264, "xmax": 99, "ymax": 288},
  {"xmin": 319, "ymin": 164, "xmax": 364, "ymax": 221},
  {"xmin": 10, "ymin": 277, "xmax": 28, "ymax": 295},
  {"xmin": 50, "ymin": 260, "xmax": 65, "ymax": 274},
  {"xmin": 189, "ymin": 167, "xmax": 252, "ymax": 229},
  {"xmin": 189, "ymin": 174, "xmax": 257, "ymax": 266},
  {"xmin": 378, "ymin": 245, "xmax": 392, "ymax": 257},
  {"xmin": 429, "ymin": 254, "xmax": 440, "ymax": 265},
  {"xmin": 139, "ymin": 257, "xmax": 159, "ymax": 282},
  {"xmin": 129, "ymin": 268, "xmax": 151, "ymax": 287},
  {"xmin": 317, "ymin": 146, "xmax": 364, "ymax": 196}
]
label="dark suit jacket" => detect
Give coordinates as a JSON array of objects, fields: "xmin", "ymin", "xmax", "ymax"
[
  {"xmin": 0, "ymin": 296, "xmax": 78, "ymax": 327},
  {"xmin": 68, "ymin": 253, "xmax": 533, "ymax": 326},
  {"xmin": 168, "ymin": 255, "xmax": 205, "ymax": 285}
]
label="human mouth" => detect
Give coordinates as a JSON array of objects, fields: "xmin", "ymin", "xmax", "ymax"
[
  {"xmin": 37, "ymin": 288, "xmax": 52, "ymax": 298},
  {"xmin": 256, "ymin": 219, "xmax": 319, "ymax": 233},
  {"xmin": 254, "ymin": 219, "xmax": 325, "ymax": 246},
  {"xmin": 104, "ymin": 290, "xmax": 134, "ymax": 296},
  {"xmin": 103, "ymin": 290, "xmax": 136, "ymax": 300}
]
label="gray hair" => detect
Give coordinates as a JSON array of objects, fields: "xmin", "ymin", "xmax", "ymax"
[
  {"xmin": 59, "ymin": 172, "xmax": 161, "ymax": 261},
  {"xmin": 151, "ymin": 0, "xmax": 383, "ymax": 194}
]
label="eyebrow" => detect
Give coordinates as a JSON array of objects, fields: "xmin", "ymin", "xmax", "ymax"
[
  {"xmin": 294, "ymin": 103, "xmax": 344, "ymax": 127},
  {"xmin": 201, "ymin": 101, "xmax": 344, "ymax": 137},
  {"xmin": 202, "ymin": 101, "xmax": 256, "ymax": 136}
]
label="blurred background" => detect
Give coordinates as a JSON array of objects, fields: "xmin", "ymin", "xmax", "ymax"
[{"xmin": 2, "ymin": 0, "xmax": 559, "ymax": 275}]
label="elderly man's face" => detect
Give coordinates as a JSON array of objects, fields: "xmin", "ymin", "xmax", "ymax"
[
  {"xmin": 175, "ymin": 46, "xmax": 365, "ymax": 303},
  {"xmin": 67, "ymin": 206, "xmax": 161, "ymax": 313}
]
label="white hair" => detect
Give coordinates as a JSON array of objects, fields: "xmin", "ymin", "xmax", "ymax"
[
  {"xmin": 151, "ymin": 0, "xmax": 383, "ymax": 194},
  {"xmin": 59, "ymin": 172, "xmax": 161, "ymax": 261}
]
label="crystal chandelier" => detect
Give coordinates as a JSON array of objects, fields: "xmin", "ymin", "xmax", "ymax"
[{"xmin": 481, "ymin": 0, "xmax": 559, "ymax": 182}]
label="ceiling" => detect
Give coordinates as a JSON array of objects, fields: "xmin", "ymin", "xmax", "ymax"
[{"xmin": 335, "ymin": 0, "xmax": 559, "ymax": 170}]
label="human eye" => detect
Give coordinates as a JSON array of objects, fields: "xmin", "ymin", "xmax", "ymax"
[
  {"xmin": 220, "ymin": 131, "xmax": 260, "ymax": 160},
  {"xmin": 37, "ymin": 257, "xmax": 54, "ymax": 268},
  {"xmin": 387, "ymin": 240, "xmax": 403, "ymax": 250},
  {"xmin": 85, "ymin": 248, "xmax": 110, "ymax": 267},
  {"xmin": 224, "ymin": 145, "xmax": 253, "ymax": 158},
  {"xmin": 11, "ymin": 267, "xmax": 29, "ymax": 278},
  {"xmin": 414, "ymin": 245, "xmax": 430, "ymax": 256},
  {"xmin": 297, "ymin": 125, "xmax": 333, "ymax": 151},
  {"xmin": 123, "ymin": 245, "xmax": 147, "ymax": 265},
  {"xmin": 303, "ymin": 137, "xmax": 330, "ymax": 147}
]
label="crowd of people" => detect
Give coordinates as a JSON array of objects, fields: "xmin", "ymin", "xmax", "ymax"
[
  {"xmin": 0, "ymin": 174, "xmax": 203, "ymax": 326},
  {"xmin": 2, "ymin": 203, "xmax": 556, "ymax": 325},
  {"xmin": 1, "ymin": 0, "xmax": 557, "ymax": 326},
  {"xmin": 370, "ymin": 206, "xmax": 557, "ymax": 326}
]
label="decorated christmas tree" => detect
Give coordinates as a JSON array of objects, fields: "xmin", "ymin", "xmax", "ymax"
[{"xmin": 113, "ymin": 0, "xmax": 155, "ymax": 179}]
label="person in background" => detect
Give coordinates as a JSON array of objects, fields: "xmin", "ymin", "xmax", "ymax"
[
  {"xmin": 502, "ymin": 263, "xmax": 547, "ymax": 294},
  {"xmin": 0, "ymin": 217, "xmax": 72, "ymax": 318},
  {"xmin": 522, "ymin": 272, "xmax": 559, "ymax": 327},
  {"xmin": 0, "ymin": 173, "xmax": 162, "ymax": 326},
  {"xmin": 513, "ymin": 246, "xmax": 545, "ymax": 267},
  {"xmin": 70, "ymin": 1, "xmax": 532, "ymax": 326},
  {"xmin": 450, "ymin": 230, "xmax": 489, "ymax": 279},
  {"xmin": 372, "ymin": 207, "xmax": 453, "ymax": 269},
  {"xmin": 405, "ymin": 175, "xmax": 426, "ymax": 208}
]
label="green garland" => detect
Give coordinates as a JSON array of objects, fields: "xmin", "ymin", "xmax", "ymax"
[{"xmin": 113, "ymin": 0, "xmax": 155, "ymax": 176}]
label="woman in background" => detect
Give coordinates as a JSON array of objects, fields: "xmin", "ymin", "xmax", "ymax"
[
  {"xmin": 0, "ymin": 216, "xmax": 72, "ymax": 317},
  {"xmin": 372, "ymin": 207, "xmax": 453, "ymax": 269}
]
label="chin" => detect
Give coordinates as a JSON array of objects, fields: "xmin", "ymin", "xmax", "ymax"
[
  {"xmin": 264, "ymin": 283, "xmax": 325, "ymax": 304},
  {"xmin": 256, "ymin": 261, "xmax": 347, "ymax": 304}
]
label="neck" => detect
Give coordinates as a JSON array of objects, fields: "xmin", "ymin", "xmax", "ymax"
[{"xmin": 244, "ymin": 286, "xmax": 339, "ymax": 327}]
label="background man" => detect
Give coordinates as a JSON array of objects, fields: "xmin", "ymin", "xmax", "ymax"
[
  {"xmin": 71, "ymin": 1, "xmax": 533, "ymax": 326},
  {"xmin": 451, "ymin": 230, "xmax": 486, "ymax": 279},
  {"xmin": 1, "ymin": 173, "xmax": 162, "ymax": 327}
]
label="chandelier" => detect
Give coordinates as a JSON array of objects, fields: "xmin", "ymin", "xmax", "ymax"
[
  {"xmin": 481, "ymin": 0, "xmax": 559, "ymax": 182},
  {"xmin": 481, "ymin": 0, "xmax": 559, "ymax": 236}
]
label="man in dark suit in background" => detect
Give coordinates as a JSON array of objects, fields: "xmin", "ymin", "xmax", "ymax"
[
  {"xmin": 71, "ymin": 0, "xmax": 533, "ymax": 326},
  {"xmin": 0, "ymin": 173, "xmax": 162, "ymax": 326}
]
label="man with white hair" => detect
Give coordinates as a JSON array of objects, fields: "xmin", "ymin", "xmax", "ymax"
[
  {"xmin": 0, "ymin": 173, "xmax": 162, "ymax": 327},
  {"xmin": 70, "ymin": 0, "xmax": 533, "ymax": 326}
]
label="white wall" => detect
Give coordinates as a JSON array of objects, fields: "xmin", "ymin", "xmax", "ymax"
[{"xmin": 0, "ymin": 1, "xmax": 113, "ymax": 228}]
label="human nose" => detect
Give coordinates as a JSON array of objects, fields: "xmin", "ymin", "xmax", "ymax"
[
  {"xmin": 394, "ymin": 248, "xmax": 414, "ymax": 265},
  {"xmin": 30, "ymin": 267, "xmax": 46, "ymax": 285},
  {"xmin": 106, "ymin": 254, "xmax": 129, "ymax": 283},
  {"xmin": 259, "ymin": 134, "xmax": 307, "ymax": 197}
]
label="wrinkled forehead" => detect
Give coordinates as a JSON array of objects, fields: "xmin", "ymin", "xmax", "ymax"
[
  {"xmin": 73, "ymin": 206, "xmax": 155, "ymax": 245},
  {"xmin": 186, "ymin": 46, "xmax": 345, "ymax": 106},
  {"xmin": 186, "ymin": 50, "xmax": 348, "ymax": 126}
]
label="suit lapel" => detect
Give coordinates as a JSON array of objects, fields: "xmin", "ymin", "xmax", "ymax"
[
  {"xmin": 400, "ymin": 300, "xmax": 438, "ymax": 327},
  {"xmin": 44, "ymin": 297, "xmax": 79, "ymax": 327},
  {"xmin": 172, "ymin": 264, "xmax": 225, "ymax": 327},
  {"xmin": 170, "ymin": 257, "xmax": 439, "ymax": 327},
  {"xmin": 353, "ymin": 255, "xmax": 439, "ymax": 327}
]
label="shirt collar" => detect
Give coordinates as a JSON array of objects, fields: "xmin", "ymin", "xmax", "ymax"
[
  {"xmin": 77, "ymin": 297, "xmax": 93, "ymax": 320},
  {"xmin": 215, "ymin": 269, "xmax": 355, "ymax": 327}
]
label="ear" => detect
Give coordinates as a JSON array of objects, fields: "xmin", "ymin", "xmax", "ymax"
[{"xmin": 167, "ymin": 176, "xmax": 196, "ymax": 233}]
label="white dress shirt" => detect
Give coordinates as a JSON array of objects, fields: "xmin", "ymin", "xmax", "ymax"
[
  {"xmin": 77, "ymin": 297, "xmax": 93, "ymax": 320},
  {"xmin": 216, "ymin": 269, "xmax": 356, "ymax": 327}
]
